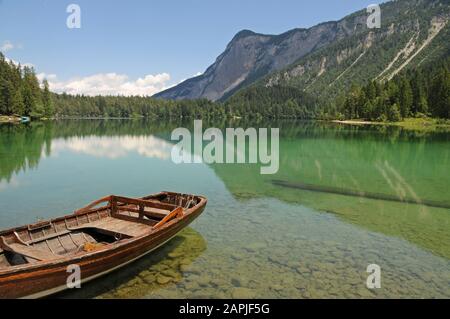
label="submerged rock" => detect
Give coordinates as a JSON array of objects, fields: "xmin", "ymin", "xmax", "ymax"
[
  {"xmin": 142, "ymin": 273, "xmax": 156, "ymax": 284},
  {"xmin": 162, "ymin": 269, "xmax": 179, "ymax": 278},
  {"xmin": 156, "ymin": 275, "xmax": 172, "ymax": 285},
  {"xmin": 231, "ymin": 275, "xmax": 250, "ymax": 287},
  {"xmin": 197, "ymin": 277, "xmax": 212, "ymax": 287},
  {"xmin": 168, "ymin": 251, "xmax": 184, "ymax": 259},
  {"xmin": 231, "ymin": 287, "xmax": 256, "ymax": 299},
  {"xmin": 271, "ymin": 284, "xmax": 284, "ymax": 291},
  {"xmin": 179, "ymin": 264, "xmax": 192, "ymax": 272},
  {"xmin": 245, "ymin": 242, "xmax": 266, "ymax": 252}
]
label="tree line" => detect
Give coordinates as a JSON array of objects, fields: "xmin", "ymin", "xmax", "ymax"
[
  {"xmin": 1, "ymin": 51, "xmax": 448, "ymax": 122},
  {"xmin": 52, "ymin": 93, "xmax": 223, "ymax": 119},
  {"xmin": 333, "ymin": 56, "xmax": 450, "ymax": 121},
  {"xmin": 223, "ymin": 85, "xmax": 319, "ymax": 119},
  {"xmin": 0, "ymin": 53, "xmax": 53, "ymax": 118}
]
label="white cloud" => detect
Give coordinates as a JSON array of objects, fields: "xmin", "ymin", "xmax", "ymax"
[
  {"xmin": 0, "ymin": 176, "xmax": 20, "ymax": 191},
  {"xmin": 4, "ymin": 56, "xmax": 34, "ymax": 69},
  {"xmin": 0, "ymin": 40, "xmax": 14, "ymax": 52},
  {"xmin": 50, "ymin": 135, "xmax": 173, "ymax": 160},
  {"xmin": 5, "ymin": 54, "xmax": 172, "ymax": 96},
  {"xmin": 37, "ymin": 73, "xmax": 57, "ymax": 82},
  {"xmin": 40, "ymin": 72, "xmax": 171, "ymax": 96},
  {"xmin": 165, "ymin": 71, "xmax": 204, "ymax": 90}
]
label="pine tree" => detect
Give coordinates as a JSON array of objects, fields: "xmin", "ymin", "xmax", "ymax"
[
  {"xmin": 11, "ymin": 88, "xmax": 25, "ymax": 115},
  {"xmin": 399, "ymin": 78, "xmax": 413, "ymax": 118},
  {"xmin": 429, "ymin": 69, "xmax": 450, "ymax": 118},
  {"xmin": 42, "ymin": 79, "xmax": 54, "ymax": 118},
  {"xmin": 22, "ymin": 67, "xmax": 43, "ymax": 117},
  {"xmin": 0, "ymin": 78, "xmax": 7, "ymax": 115},
  {"xmin": 387, "ymin": 103, "xmax": 401, "ymax": 122}
]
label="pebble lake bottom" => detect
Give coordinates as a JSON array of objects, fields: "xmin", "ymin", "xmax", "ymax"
[{"xmin": 0, "ymin": 119, "xmax": 448, "ymax": 298}]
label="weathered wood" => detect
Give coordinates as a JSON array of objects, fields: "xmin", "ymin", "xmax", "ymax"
[
  {"xmin": 114, "ymin": 196, "xmax": 178, "ymax": 211},
  {"xmin": 22, "ymin": 230, "xmax": 72, "ymax": 245},
  {"xmin": 68, "ymin": 217, "xmax": 150, "ymax": 237},
  {"xmin": 143, "ymin": 210, "xmax": 169, "ymax": 220},
  {"xmin": 28, "ymin": 221, "xmax": 53, "ymax": 232},
  {"xmin": 153, "ymin": 207, "xmax": 184, "ymax": 230},
  {"xmin": 0, "ymin": 254, "xmax": 10, "ymax": 269},
  {"xmin": 74, "ymin": 195, "xmax": 113, "ymax": 215},
  {"xmin": 0, "ymin": 237, "xmax": 59, "ymax": 261},
  {"xmin": 113, "ymin": 213, "xmax": 156, "ymax": 226}
]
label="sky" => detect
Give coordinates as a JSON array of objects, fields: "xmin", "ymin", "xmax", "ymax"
[{"xmin": 0, "ymin": 0, "xmax": 385, "ymax": 96}]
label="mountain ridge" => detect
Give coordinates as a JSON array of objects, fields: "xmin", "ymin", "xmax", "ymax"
[
  {"xmin": 154, "ymin": 5, "xmax": 371, "ymax": 101},
  {"xmin": 154, "ymin": 0, "xmax": 449, "ymax": 103}
]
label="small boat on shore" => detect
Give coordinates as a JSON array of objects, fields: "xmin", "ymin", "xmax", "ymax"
[
  {"xmin": 20, "ymin": 116, "xmax": 30, "ymax": 123},
  {"xmin": 0, "ymin": 191, "xmax": 207, "ymax": 299}
]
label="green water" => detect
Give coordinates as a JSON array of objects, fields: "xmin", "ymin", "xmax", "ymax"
[{"xmin": 0, "ymin": 120, "xmax": 449, "ymax": 298}]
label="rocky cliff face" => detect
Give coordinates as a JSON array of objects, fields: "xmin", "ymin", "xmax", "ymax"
[
  {"xmin": 155, "ymin": 15, "xmax": 368, "ymax": 101},
  {"xmin": 155, "ymin": 0, "xmax": 449, "ymax": 102},
  {"xmin": 261, "ymin": 0, "xmax": 449, "ymax": 101}
]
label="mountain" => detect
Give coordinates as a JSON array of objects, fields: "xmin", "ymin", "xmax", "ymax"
[
  {"xmin": 258, "ymin": 0, "xmax": 450, "ymax": 102},
  {"xmin": 155, "ymin": 0, "xmax": 449, "ymax": 102},
  {"xmin": 155, "ymin": 14, "xmax": 370, "ymax": 101}
]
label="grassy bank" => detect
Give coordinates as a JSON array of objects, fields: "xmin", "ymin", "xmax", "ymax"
[
  {"xmin": 0, "ymin": 115, "xmax": 22, "ymax": 123},
  {"xmin": 333, "ymin": 118, "xmax": 450, "ymax": 132}
]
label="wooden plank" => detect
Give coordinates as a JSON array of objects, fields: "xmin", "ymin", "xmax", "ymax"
[
  {"xmin": 153, "ymin": 207, "xmax": 184, "ymax": 230},
  {"xmin": 0, "ymin": 254, "xmax": 10, "ymax": 268},
  {"xmin": 74, "ymin": 195, "xmax": 113, "ymax": 215},
  {"xmin": 23, "ymin": 229, "xmax": 72, "ymax": 245},
  {"xmin": 143, "ymin": 210, "xmax": 169, "ymax": 220},
  {"xmin": 118, "ymin": 206, "xmax": 169, "ymax": 219},
  {"xmin": 68, "ymin": 217, "xmax": 151, "ymax": 237},
  {"xmin": 0, "ymin": 237, "xmax": 59, "ymax": 261},
  {"xmin": 28, "ymin": 221, "xmax": 52, "ymax": 231},
  {"xmin": 113, "ymin": 214, "xmax": 155, "ymax": 226},
  {"xmin": 114, "ymin": 196, "xmax": 178, "ymax": 211},
  {"xmin": 145, "ymin": 207, "xmax": 170, "ymax": 215}
]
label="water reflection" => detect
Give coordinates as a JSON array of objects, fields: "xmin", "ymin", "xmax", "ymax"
[
  {"xmin": 208, "ymin": 123, "xmax": 450, "ymax": 259},
  {"xmin": 1, "ymin": 119, "xmax": 449, "ymax": 183},
  {"xmin": 1, "ymin": 120, "xmax": 449, "ymax": 259},
  {"xmin": 0, "ymin": 120, "xmax": 449, "ymax": 298},
  {"xmin": 51, "ymin": 136, "xmax": 172, "ymax": 160}
]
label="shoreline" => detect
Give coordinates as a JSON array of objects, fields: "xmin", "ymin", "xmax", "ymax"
[
  {"xmin": 332, "ymin": 118, "xmax": 450, "ymax": 131},
  {"xmin": 3, "ymin": 115, "xmax": 450, "ymax": 132},
  {"xmin": 332, "ymin": 120, "xmax": 385, "ymax": 126},
  {"xmin": 0, "ymin": 115, "xmax": 23, "ymax": 124}
]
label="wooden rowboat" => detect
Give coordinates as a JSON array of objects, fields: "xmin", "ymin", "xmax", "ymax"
[{"xmin": 0, "ymin": 191, "xmax": 207, "ymax": 299}]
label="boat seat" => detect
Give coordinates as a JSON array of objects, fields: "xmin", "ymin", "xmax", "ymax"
[
  {"xmin": 143, "ymin": 207, "xmax": 170, "ymax": 219},
  {"xmin": 0, "ymin": 236, "xmax": 59, "ymax": 261},
  {"xmin": 0, "ymin": 253, "xmax": 10, "ymax": 268},
  {"xmin": 117, "ymin": 206, "xmax": 170, "ymax": 220},
  {"xmin": 68, "ymin": 217, "xmax": 151, "ymax": 237}
]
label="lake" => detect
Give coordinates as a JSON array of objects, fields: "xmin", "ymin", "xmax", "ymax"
[{"xmin": 0, "ymin": 119, "xmax": 449, "ymax": 298}]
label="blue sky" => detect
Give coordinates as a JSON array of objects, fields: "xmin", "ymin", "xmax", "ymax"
[{"xmin": 0, "ymin": 0, "xmax": 384, "ymax": 95}]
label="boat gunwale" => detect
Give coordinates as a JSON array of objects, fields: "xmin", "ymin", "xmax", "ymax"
[{"xmin": 0, "ymin": 192, "xmax": 207, "ymax": 276}]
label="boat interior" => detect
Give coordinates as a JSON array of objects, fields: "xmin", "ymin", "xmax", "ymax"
[{"xmin": 0, "ymin": 193, "xmax": 200, "ymax": 270}]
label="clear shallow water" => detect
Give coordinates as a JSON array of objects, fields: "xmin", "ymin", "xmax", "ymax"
[{"xmin": 0, "ymin": 120, "xmax": 449, "ymax": 298}]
